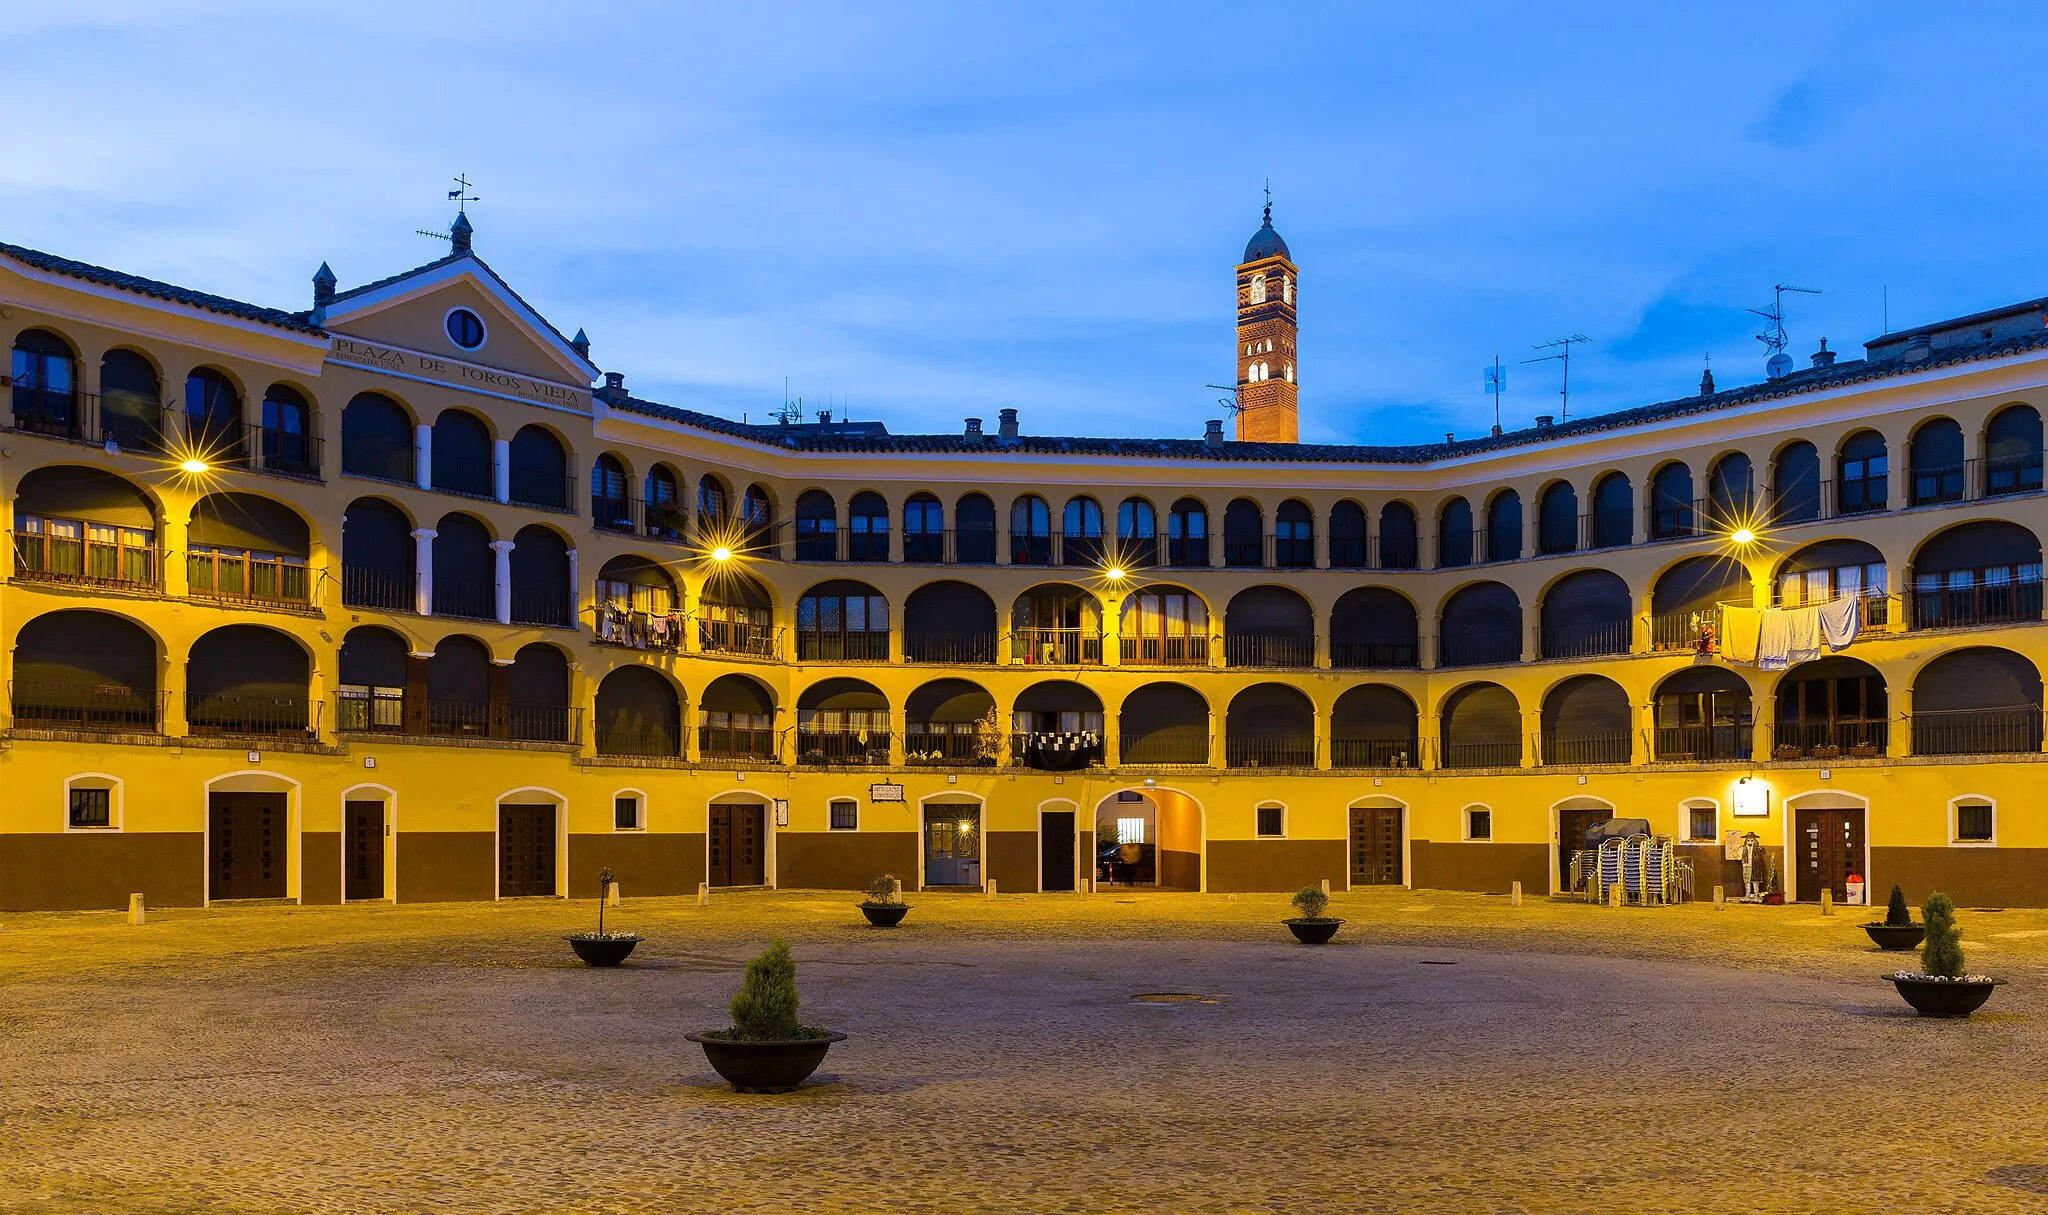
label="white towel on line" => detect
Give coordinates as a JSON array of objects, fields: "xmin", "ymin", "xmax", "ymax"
[
  {"xmin": 1785, "ymin": 605, "xmax": 1823, "ymax": 665},
  {"xmin": 1757, "ymin": 609, "xmax": 1792, "ymax": 671},
  {"xmin": 1819, "ymin": 596, "xmax": 1859, "ymax": 650}
]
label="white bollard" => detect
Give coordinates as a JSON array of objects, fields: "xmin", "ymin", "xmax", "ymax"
[
  {"xmin": 1320, "ymin": 878, "xmax": 1330, "ymax": 896},
  {"xmin": 128, "ymin": 893, "xmax": 145, "ymax": 926},
  {"xmin": 891, "ymin": 878, "xmax": 904, "ymax": 901},
  {"xmin": 1609, "ymin": 883, "xmax": 1623, "ymax": 910},
  {"xmin": 1713, "ymin": 885, "xmax": 1725, "ymax": 910},
  {"xmin": 1510, "ymin": 880, "xmax": 1522, "ymax": 907},
  {"xmin": 607, "ymin": 881, "xmax": 621, "ymax": 907},
  {"xmin": 697, "ymin": 881, "xmax": 710, "ymax": 907},
  {"xmin": 985, "ymin": 878, "xmax": 998, "ymax": 901},
  {"xmin": 1820, "ymin": 888, "xmax": 1834, "ymax": 916}
]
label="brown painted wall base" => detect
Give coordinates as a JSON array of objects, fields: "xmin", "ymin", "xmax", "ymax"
[
  {"xmin": 1207, "ymin": 839, "xmax": 1347, "ymax": 893},
  {"xmin": 396, "ymin": 832, "xmax": 495, "ymax": 903},
  {"xmin": 1410, "ymin": 840, "xmax": 1550, "ymax": 895},
  {"xmin": 986, "ymin": 830, "xmax": 1038, "ymax": 894},
  {"xmin": 1677, "ymin": 845, "xmax": 1744, "ymax": 901},
  {"xmin": 301, "ymin": 831, "xmax": 341, "ymax": 905},
  {"xmin": 1872, "ymin": 847, "xmax": 2048, "ymax": 908},
  {"xmin": 776, "ymin": 832, "xmax": 917, "ymax": 891},
  {"xmin": 0, "ymin": 832, "xmax": 204, "ymax": 910},
  {"xmin": 567, "ymin": 833, "xmax": 705, "ymax": 897},
  {"xmin": 1160, "ymin": 847, "xmax": 1202, "ymax": 891}
]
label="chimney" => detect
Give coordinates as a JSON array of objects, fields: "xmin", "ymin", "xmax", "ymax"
[
  {"xmin": 571, "ymin": 328, "xmax": 590, "ymax": 361},
  {"xmin": 1903, "ymin": 334, "xmax": 1933, "ymax": 363},
  {"xmin": 964, "ymin": 417, "xmax": 983, "ymax": 438},
  {"xmin": 817, "ymin": 410, "xmax": 832, "ymax": 425},
  {"xmin": 1534, "ymin": 415, "xmax": 1553, "ymax": 429},
  {"xmin": 595, "ymin": 371, "xmax": 626, "ymax": 402},
  {"xmin": 1699, "ymin": 367, "xmax": 1716, "ymax": 397},
  {"xmin": 1204, "ymin": 418, "xmax": 1224, "ymax": 449},
  {"xmin": 450, "ymin": 210, "xmax": 474, "ymax": 255},
  {"xmin": 998, "ymin": 408, "xmax": 1019, "ymax": 440},
  {"xmin": 1810, "ymin": 338, "xmax": 1837, "ymax": 369},
  {"xmin": 1445, "ymin": 432, "xmax": 1455, "ymax": 444},
  {"xmin": 310, "ymin": 262, "xmax": 336, "ymax": 326}
]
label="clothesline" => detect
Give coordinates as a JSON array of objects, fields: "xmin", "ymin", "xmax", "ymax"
[{"xmin": 1720, "ymin": 596, "xmax": 1860, "ymax": 669}]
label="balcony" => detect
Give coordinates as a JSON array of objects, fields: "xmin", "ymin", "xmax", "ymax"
[
  {"xmin": 185, "ymin": 693, "xmax": 319, "ymax": 740},
  {"xmin": 188, "ymin": 550, "xmax": 313, "ymax": 609},
  {"xmin": 699, "ymin": 618, "xmax": 780, "ymax": 659},
  {"xmin": 1537, "ymin": 619, "xmax": 1633, "ymax": 660},
  {"xmin": 508, "ymin": 466, "xmax": 575, "ymax": 513},
  {"xmin": 336, "ymin": 690, "xmax": 582, "ymax": 744},
  {"xmin": 1010, "ymin": 730, "xmax": 1101, "ymax": 771},
  {"xmin": 904, "ymin": 631, "xmax": 997, "ymax": 663},
  {"xmin": 341, "ymin": 564, "xmax": 414, "ymax": 612},
  {"xmin": 797, "ymin": 630, "xmax": 889, "ymax": 662},
  {"xmin": 902, "ymin": 527, "xmax": 996, "ymax": 564},
  {"xmin": 1120, "ymin": 634, "xmax": 1211, "ymax": 666},
  {"xmin": 1771, "ymin": 719, "xmax": 1888, "ymax": 760},
  {"xmin": 794, "ymin": 526, "xmax": 890, "ymax": 563},
  {"xmin": 1164, "ymin": 536, "xmax": 1210, "ymax": 568},
  {"xmin": 1909, "ymin": 574, "xmax": 2044, "ymax": 631},
  {"xmin": 1224, "ymin": 633, "xmax": 1315, "ymax": 668},
  {"xmin": 510, "ymin": 587, "xmax": 574, "ymax": 629},
  {"xmin": 1118, "ymin": 730, "xmax": 1210, "ymax": 766},
  {"xmin": 433, "ymin": 576, "xmax": 497, "ymax": 622},
  {"xmin": 1011, "ymin": 628, "xmax": 1102, "ymax": 666},
  {"xmin": 340, "ymin": 433, "xmax": 415, "ymax": 485},
  {"xmin": 1537, "ymin": 729, "xmax": 1632, "ymax": 765},
  {"xmin": 12, "ymin": 531, "xmax": 161, "ymax": 594},
  {"xmin": 795, "ymin": 728, "xmax": 892, "ymax": 766},
  {"xmin": 594, "ymin": 605, "xmax": 685, "ymax": 651},
  {"xmin": 699, "ymin": 724, "xmax": 777, "ymax": 762},
  {"xmin": 1330, "ymin": 737, "xmax": 1420, "ymax": 769},
  {"xmin": 1224, "ymin": 735, "xmax": 1315, "ymax": 769},
  {"xmin": 1437, "ymin": 629, "xmax": 1521, "ymax": 669},
  {"xmin": 903, "ymin": 729, "xmax": 1000, "ymax": 767},
  {"xmin": 595, "ymin": 722, "xmax": 682, "ymax": 757},
  {"xmin": 1650, "ymin": 724, "xmax": 1753, "ymax": 763},
  {"xmin": 1328, "ymin": 641, "xmax": 1419, "ymax": 669},
  {"xmin": 1438, "ymin": 737, "xmax": 1522, "ymax": 769},
  {"xmin": 9, "ymin": 681, "xmax": 163, "ymax": 732},
  {"xmin": 592, "ymin": 494, "xmax": 690, "ymax": 544},
  {"xmin": 1911, "ymin": 707, "xmax": 2044, "ymax": 756}
]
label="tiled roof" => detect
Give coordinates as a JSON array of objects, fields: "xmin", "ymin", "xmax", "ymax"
[
  {"xmin": 607, "ymin": 320, "xmax": 2048, "ymax": 465},
  {"xmin": 314, "ymin": 252, "xmax": 589, "ymax": 359},
  {"xmin": 0, "ymin": 241, "xmax": 326, "ymax": 336}
]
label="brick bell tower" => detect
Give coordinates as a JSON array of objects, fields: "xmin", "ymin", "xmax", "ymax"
[{"xmin": 1235, "ymin": 202, "xmax": 1298, "ymax": 443}]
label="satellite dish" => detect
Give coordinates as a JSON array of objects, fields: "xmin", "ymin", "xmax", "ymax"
[{"xmin": 1766, "ymin": 352, "xmax": 1793, "ymax": 380}]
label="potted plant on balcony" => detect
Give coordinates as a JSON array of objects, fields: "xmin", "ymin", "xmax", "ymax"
[
  {"xmin": 859, "ymin": 873, "xmax": 910, "ymax": 927},
  {"xmin": 564, "ymin": 867, "xmax": 640, "ymax": 966},
  {"xmin": 1812, "ymin": 743, "xmax": 1843, "ymax": 760},
  {"xmin": 1848, "ymin": 741, "xmax": 1881, "ymax": 759},
  {"xmin": 1284, "ymin": 885, "xmax": 1343, "ymax": 944},
  {"xmin": 1887, "ymin": 892, "xmax": 2004, "ymax": 1017},
  {"xmin": 688, "ymin": 939, "xmax": 846, "ymax": 1092},
  {"xmin": 1773, "ymin": 743, "xmax": 1803, "ymax": 761},
  {"xmin": 1864, "ymin": 883, "xmax": 1925, "ymax": 951}
]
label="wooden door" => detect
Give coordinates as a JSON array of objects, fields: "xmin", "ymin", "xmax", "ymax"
[
  {"xmin": 1349, "ymin": 807, "xmax": 1403, "ymax": 886},
  {"xmin": 1040, "ymin": 810, "xmax": 1076, "ymax": 892},
  {"xmin": 1796, "ymin": 808, "xmax": 1865, "ymax": 903},
  {"xmin": 708, "ymin": 802, "xmax": 764, "ymax": 887},
  {"xmin": 1558, "ymin": 807, "xmax": 1614, "ymax": 890},
  {"xmin": 498, "ymin": 803, "xmax": 556, "ymax": 897},
  {"xmin": 344, "ymin": 800, "xmax": 385, "ymax": 900},
  {"xmin": 209, "ymin": 792, "xmax": 287, "ymax": 901}
]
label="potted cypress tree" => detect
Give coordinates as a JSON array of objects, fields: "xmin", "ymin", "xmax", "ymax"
[
  {"xmin": 1887, "ymin": 892, "xmax": 2004, "ymax": 1017},
  {"xmin": 564, "ymin": 867, "xmax": 640, "ymax": 966},
  {"xmin": 1863, "ymin": 884, "xmax": 1925, "ymax": 951},
  {"xmin": 1283, "ymin": 885, "xmax": 1343, "ymax": 944},
  {"xmin": 858, "ymin": 873, "xmax": 910, "ymax": 927},
  {"xmin": 688, "ymin": 939, "xmax": 846, "ymax": 1092}
]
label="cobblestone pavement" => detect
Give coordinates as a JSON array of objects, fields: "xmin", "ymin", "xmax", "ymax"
[{"xmin": 4, "ymin": 889, "xmax": 2048, "ymax": 1214}]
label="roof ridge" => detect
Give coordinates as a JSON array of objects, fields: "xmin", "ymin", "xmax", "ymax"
[{"xmin": 0, "ymin": 241, "xmax": 325, "ymax": 336}]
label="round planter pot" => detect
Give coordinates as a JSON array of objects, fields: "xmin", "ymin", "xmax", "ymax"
[
  {"xmin": 1887, "ymin": 975, "xmax": 2005, "ymax": 1018},
  {"xmin": 1863, "ymin": 923, "xmax": 1926, "ymax": 951},
  {"xmin": 688, "ymin": 1031, "xmax": 848, "ymax": 1093},
  {"xmin": 1284, "ymin": 918, "xmax": 1344, "ymax": 945},
  {"xmin": 565, "ymin": 935, "xmax": 640, "ymax": 967},
  {"xmin": 1762, "ymin": 893, "xmax": 1785, "ymax": 905},
  {"xmin": 859, "ymin": 903, "xmax": 911, "ymax": 927}
]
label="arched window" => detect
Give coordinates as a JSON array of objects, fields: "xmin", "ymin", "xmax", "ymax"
[
  {"xmin": 1771, "ymin": 441, "xmax": 1820, "ymax": 524},
  {"xmin": 1440, "ymin": 683, "xmax": 1521, "ymax": 769},
  {"xmin": 1331, "ymin": 685, "xmax": 1419, "ymax": 768},
  {"xmin": 339, "ymin": 497, "xmax": 413, "ymax": 610},
  {"xmin": 1912, "ymin": 647, "xmax": 2044, "ymax": 756},
  {"xmin": 188, "ymin": 492, "xmax": 312, "ymax": 606},
  {"xmin": 188, "ymin": 625, "xmax": 312, "ymax": 737},
  {"xmin": 1061, "ymin": 496, "xmax": 1104, "ymax": 566},
  {"xmin": 1223, "ymin": 586, "xmax": 1314, "ymax": 667},
  {"xmin": 1118, "ymin": 683, "xmax": 1210, "ymax": 765},
  {"xmin": 595, "ymin": 668, "xmax": 681, "ymax": 757},
  {"xmin": 508, "ymin": 524, "xmax": 572, "ymax": 627},
  {"xmin": 591, "ymin": 454, "xmax": 631, "ymax": 532},
  {"xmin": 1908, "ymin": 418, "xmax": 1966, "ymax": 506},
  {"xmin": 12, "ymin": 465, "xmax": 160, "ymax": 592},
  {"xmin": 1117, "ymin": 497, "xmax": 1158, "ymax": 567},
  {"xmin": 796, "ymin": 679, "xmax": 892, "ymax": 765},
  {"xmin": 794, "ymin": 490, "xmax": 838, "ymax": 562},
  {"xmin": 848, "ymin": 491, "xmax": 889, "ymax": 562},
  {"xmin": 1119, "ymin": 586, "xmax": 1209, "ymax": 666},
  {"xmin": 186, "ymin": 369, "xmax": 244, "ymax": 463},
  {"xmin": 1223, "ymin": 498, "xmax": 1263, "ymax": 568},
  {"xmin": 1010, "ymin": 495, "xmax": 1052, "ymax": 565},
  {"xmin": 701, "ymin": 674, "xmax": 776, "ymax": 759},
  {"xmin": 1778, "ymin": 538, "xmax": 1888, "ymax": 628},
  {"xmin": 506, "ymin": 424, "xmax": 567, "ymax": 510},
  {"xmin": 1273, "ymin": 500, "xmax": 1313, "ymax": 568},
  {"xmin": 1541, "ymin": 570, "xmax": 1632, "ymax": 658},
  {"xmin": 798, "ymin": 581, "xmax": 890, "ymax": 661},
  {"xmin": 1909, "ymin": 521, "xmax": 2043, "ymax": 630},
  {"xmin": 1540, "ymin": 675, "xmax": 1632, "ymax": 765},
  {"xmin": 431, "ymin": 514, "xmax": 496, "ymax": 621},
  {"xmin": 1537, "ymin": 483, "xmax": 1578, "ymax": 554},
  {"xmin": 340, "ymin": 392, "xmax": 413, "ymax": 482},
  {"xmin": 645, "ymin": 465, "xmax": 684, "ymax": 541},
  {"xmin": 1329, "ymin": 500, "xmax": 1367, "ymax": 568},
  {"xmin": 904, "ymin": 492, "xmax": 945, "ymax": 562},
  {"xmin": 1985, "ymin": 404, "xmax": 2045, "ymax": 497},
  {"xmin": 742, "ymin": 483, "xmax": 775, "ymax": 554},
  {"xmin": 1167, "ymin": 498, "xmax": 1208, "ymax": 567},
  {"xmin": 99, "ymin": 349, "xmax": 163, "ymax": 453},
  {"xmin": 12, "ymin": 609, "xmax": 159, "ymax": 731},
  {"xmin": 430, "ymin": 408, "xmax": 492, "ymax": 497},
  {"xmin": 1282, "ymin": 274, "xmax": 1294, "ymax": 304},
  {"xmin": 1330, "ymin": 588, "xmax": 1418, "ymax": 668},
  {"xmin": 1707, "ymin": 453, "xmax": 1753, "ymax": 525},
  {"xmin": 1589, "ymin": 473, "xmax": 1632, "ymax": 548},
  {"xmin": 698, "ymin": 474, "xmax": 730, "ymax": 523},
  {"xmin": 1649, "ymin": 462, "xmax": 1694, "ymax": 539},
  {"xmin": 1485, "ymin": 491, "xmax": 1521, "ymax": 562},
  {"xmin": 699, "ymin": 576, "xmax": 773, "ymax": 656},
  {"xmin": 1248, "ymin": 272, "xmax": 1267, "ymax": 304},
  {"xmin": 904, "ymin": 581, "xmax": 998, "ymax": 662},
  {"xmin": 1377, "ymin": 502, "xmax": 1419, "ymax": 569},
  {"xmin": 1775, "ymin": 656, "xmax": 1886, "ymax": 757},
  {"xmin": 259, "ymin": 385, "xmax": 316, "ymax": 477},
  {"xmin": 11, "ymin": 329, "xmax": 78, "ymax": 438},
  {"xmin": 1436, "ymin": 497, "xmax": 1473, "ymax": 568},
  {"xmin": 1226, "ymin": 685, "xmax": 1314, "ymax": 768},
  {"xmin": 1011, "ymin": 584, "xmax": 1103, "ymax": 665},
  {"xmin": 955, "ymin": 492, "xmax": 996, "ymax": 564},
  {"xmin": 594, "ymin": 555, "xmax": 679, "ymax": 646},
  {"xmin": 1438, "ymin": 582, "xmax": 1521, "ymax": 668},
  {"xmin": 1836, "ymin": 430, "xmax": 1889, "ymax": 515},
  {"xmin": 1654, "ymin": 668, "xmax": 1752, "ymax": 762}
]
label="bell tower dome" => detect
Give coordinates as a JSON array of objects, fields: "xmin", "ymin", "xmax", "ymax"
[{"xmin": 1235, "ymin": 202, "xmax": 1298, "ymax": 443}]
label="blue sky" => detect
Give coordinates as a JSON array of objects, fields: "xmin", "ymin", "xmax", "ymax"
[{"xmin": 5, "ymin": 2, "xmax": 2044, "ymax": 445}]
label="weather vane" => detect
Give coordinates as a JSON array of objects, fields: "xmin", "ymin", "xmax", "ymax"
[{"xmin": 448, "ymin": 173, "xmax": 480, "ymax": 212}]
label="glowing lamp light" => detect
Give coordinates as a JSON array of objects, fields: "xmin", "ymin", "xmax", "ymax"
[
  {"xmin": 179, "ymin": 458, "xmax": 210, "ymax": 474},
  {"xmin": 710, "ymin": 546, "xmax": 733, "ymax": 562},
  {"xmin": 1733, "ymin": 776, "xmax": 1771, "ymax": 817},
  {"xmin": 1729, "ymin": 527, "xmax": 1757, "ymax": 546},
  {"xmin": 1104, "ymin": 566, "xmax": 1127, "ymax": 581}
]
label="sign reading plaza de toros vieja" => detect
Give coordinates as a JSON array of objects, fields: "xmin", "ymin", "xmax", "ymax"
[{"xmin": 329, "ymin": 336, "xmax": 588, "ymax": 409}]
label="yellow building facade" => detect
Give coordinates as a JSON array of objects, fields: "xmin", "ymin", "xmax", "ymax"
[{"xmin": 3, "ymin": 213, "xmax": 2045, "ymax": 911}]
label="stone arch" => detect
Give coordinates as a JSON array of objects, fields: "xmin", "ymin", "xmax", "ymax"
[
  {"xmin": 1331, "ymin": 684, "xmax": 1419, "ymax": 769},
  {"xmin": 10, "ymin": 609, "xmax": 161, "ymax": 730},
  {"xmin": 1437, "ymin": 581, "xmax": 1521, "ymax": 668},
  {"xmin": 904, "ymin": 580, "xmax": 997, "ymax": 663},
  {"xmin": 1539, "ymin": 569, "xmax": 1632, "ymax": 658},
  {"xmin": 1119, "ymin": 682, "xmax": 1210, "ymax": 765},
  {"xmin": 186, "ymin": 624, "xmax": 312, "ymax": 737},
  {"xmin": 1330, "ymin": 586, "xmax": 1419, "ymax": 668},
  {"xmin": 1224, "ymin": 585, "xmax": 1314, "ymax": 667},
  {"xmin": 595, "ymin": 666, "xmax": 682, "ymax": 756},
  {"xmin": 1539, "ymin": 674, "xmax": 1631, "ymax": 764},
  {"xmin": 1911, "ymin": 647, "xmax": 2043, "ymax": 755},
  {"xmin": 1439, "ymin": 682, "xmax": 1521, "ymax": 769},
  {"xmin": 1225, "ymin": 683, "xmax": 1314, "ymax": 768}
]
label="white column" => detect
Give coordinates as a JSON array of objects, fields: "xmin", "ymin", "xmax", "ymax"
[
  {"xmin": 492, "ymin": 438, "xmax": 511, "ymax": 504},
  {"xmin": 414, "ymin": 424, "xmax": 434, "ymax": 491},
  {"xmin": 412, "ymin": 528, "xmax": 437, "ymax": 616},
  {"xmin": 490, "ymin": 539, "xmax": 516, "ymax": 625},
  {"xmin": 566, "ymin": 548, "xmax": 580, "ymax": 624}
]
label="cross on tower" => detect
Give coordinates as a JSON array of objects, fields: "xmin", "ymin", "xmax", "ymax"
[{"xmin": 447, "ymin": 174, "xmax": 480, "ymax": 211}]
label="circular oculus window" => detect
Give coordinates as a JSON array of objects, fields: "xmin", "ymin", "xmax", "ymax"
[{"xmin": 445, "ymin": 307, "xmax": 487, "ymax": 350}]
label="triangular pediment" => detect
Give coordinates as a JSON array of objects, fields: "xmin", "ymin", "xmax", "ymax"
[{"xmin": 319, "ymin": 255, "xmax": 597, "ymax": 388}]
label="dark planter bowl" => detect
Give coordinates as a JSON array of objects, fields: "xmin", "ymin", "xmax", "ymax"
[
  {"xmin": 1762, "ymin": 893, "xmax": 1785, "ymax": 905},
  {"xmin": 1284, "ymin": 917, "xmax": 1344, "ymax": 944},
  {"xmin": 1864, "ymin": 923, "xmax": 1926, "ymax": 951},
  {"xmin": 688, "ymin": 1031, "xmax": 847, "ymax": 1093},
  {"xmin": 565, "ymin": 934, "xmax": 640, "ymax": 967},
  {"xmin": 860, "ymin": 903, "xmax": 911, "ymax": 927},
  {"xmin": 1888, "ymin": 975, "xmax": 2005, "ymax": 1018}
]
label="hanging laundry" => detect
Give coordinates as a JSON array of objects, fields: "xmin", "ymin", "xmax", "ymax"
[
  {"xmin": 1785, "ymin": 604, "xmax": 1823, "ymax": 665},
  {"xmin": 1819, "ymin": 595, "xmax": 1859, "ymax": 650},
  {"xmin": 1756, "ymin": 609, "xmax": 1792, "ymax": 671},
  {"xmin": 1722, "ymin": 606, "xmax": 1762, "ymax": 664}
]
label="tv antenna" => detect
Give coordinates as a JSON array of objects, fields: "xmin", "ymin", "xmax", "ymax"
[
  {"xmin": 1521, "ymin": 334, "xmax": 1589, "ymax": 418},
  {"xmin": 1205, "ymin": 384, "xmax": 1244, "ymax": 416},
  {"xmin": 416, "ymin": 174, "xmax": 482, "ymax": 243},
  {"xmin": 1750, "ymin": 283, "xmax": 1820, "ymax": 378},
  {"xmin": 1482, "ymin": 355, "xmax": 1506, "ymax": 434}
]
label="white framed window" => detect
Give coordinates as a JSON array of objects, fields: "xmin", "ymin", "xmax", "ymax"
[
  {"xmin": 1116, "ymin": 816, "xmax": 1145, "ymax": 844},
  {"xmin": 67, "ymin": 777, "xmax": 119, "ymax": 830},
  {"xmin": 1950, "ymin": 796, "xmax": 1995, "ymax": 846},
  {"xmin": 829, "ymin": 798, "xmax": 859, "ymax": 831},
  {"xmin": 1682, "ymin": 800, "xmax": 1719, "ymax": 843},
  {"xmin": 1465, "ymin": 806, "xmax": 1492, "ymax": 841},
  {"xmin": 1282, "ymin": 274, "xmax": 1294, "ymax": 304},
  {"xmin": 613, "ymin": 791, "xmax": 645, "ymax": 831},
  {"xmin": 1255, "ymin": 802, "xmax": 1285, "ymax": 837},
  {"xmin": 1248, "ymin": 273, "xmax": 1267, "ymax": 304}
]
